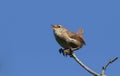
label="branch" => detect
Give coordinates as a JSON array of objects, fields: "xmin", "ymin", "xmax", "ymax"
[
  {"xmin": 101, "ymin": 57, "xmax": 118, "ymax": 75},
  {"xmin": 71, "ymin": 53, "xmax": 100, "ymax": 76}
]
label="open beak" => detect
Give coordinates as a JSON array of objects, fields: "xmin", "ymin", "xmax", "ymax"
[{"xmin": 51, "ymin": 25, "xmax": 57, "ymax": 29}]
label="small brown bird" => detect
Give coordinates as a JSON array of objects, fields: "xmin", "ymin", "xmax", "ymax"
[{"xmin": 52, "ymin": 24, "xmax": 85, "ymax": 56}]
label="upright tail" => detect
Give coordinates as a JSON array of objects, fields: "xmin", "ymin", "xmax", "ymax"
[{"xmin": 77, "ymin": 28, "xmax": 86, "ymax": 45}]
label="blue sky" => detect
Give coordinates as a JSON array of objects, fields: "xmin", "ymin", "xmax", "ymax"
[{"xmin": 0, "ymin": 0, "xmax": 120, "ymax": 76}]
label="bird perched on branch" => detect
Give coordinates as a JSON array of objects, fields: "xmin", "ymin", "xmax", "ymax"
[{"xmin": 52, "ymin": 24, "xmax": 85, "ymax": 56}]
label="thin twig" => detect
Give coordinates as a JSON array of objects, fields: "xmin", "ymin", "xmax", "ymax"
[
  {"xmin": 71, "ymin": 53, "xmax": 100, "ymax": 76},
  {"xmin": 103, "ymin": 57, "xmax": 118, "ymax": 70},
  {"xmin": 101, "ymin": 57, "xmax": 118, "ymax": 75}
]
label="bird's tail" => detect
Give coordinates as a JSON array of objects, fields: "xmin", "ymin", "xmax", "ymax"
[
  {"xmin": 77, "ymin": 28, "xmax": 84, "ymax": 39},
  {"xmin": 77, "ymin": 28, "xmax": 86, "ymax": 45}
]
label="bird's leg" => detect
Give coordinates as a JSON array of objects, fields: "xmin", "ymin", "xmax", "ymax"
[
  {"xmin": 70, "ymin": 47, "xmax": 79, "ymax": 51},
  {"xmin": 59, "ymin": 47, "xmax": 79, "ymax": 57},
  {"xmin": 69, "ymin": 47, "xmax": 80, "ymax": 57}
]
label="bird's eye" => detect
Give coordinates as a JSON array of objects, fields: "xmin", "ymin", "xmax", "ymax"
[{"xmin": 57, "ymin": 25, "xmax": 61, "ymax": 28}]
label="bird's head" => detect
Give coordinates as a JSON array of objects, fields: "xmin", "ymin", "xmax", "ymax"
[
  {"xmin": 51, "ymin": 24, "xmax": 65, "ymax": 31},
  {"xmin": 51, "ymin": 24, "xmax": 66, "ymax": 36}
]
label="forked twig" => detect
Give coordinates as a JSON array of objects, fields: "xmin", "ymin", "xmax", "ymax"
[
  {"xmin": 71, "ymin": 53, "xmax": 118, "ymax": 76},
  {"xmin": 71, "ymin": 53, "xmax": 100, "ymax": 76}
]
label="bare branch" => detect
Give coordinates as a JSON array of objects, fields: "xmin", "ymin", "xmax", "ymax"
[{"xmin": 71, "ymin": 53, "xmax": 100, "ymax": 76}]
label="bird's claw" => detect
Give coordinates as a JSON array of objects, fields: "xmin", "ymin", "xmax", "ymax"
[
  {"xmin": 59, "ymin": 48, "xmax": 63, "ymax": 54},
  {"xmin": 59, "ymin": 48, "xmax": 67, "ymax": 57},
  {"xmin": 59, "ymin": 48, "xmax": 73, "ymax": 57}
]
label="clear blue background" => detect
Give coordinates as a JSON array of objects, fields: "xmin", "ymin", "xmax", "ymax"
[{"xmin": 0, "ymin": 0, "xmax": 119, "ymax": 76}]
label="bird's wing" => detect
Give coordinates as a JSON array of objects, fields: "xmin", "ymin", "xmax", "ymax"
[{"xmin": 66, "ymin": 30, "xmax": 75, "ymax": 37}]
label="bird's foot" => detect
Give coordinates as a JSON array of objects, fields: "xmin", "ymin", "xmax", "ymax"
[{"xmin": 59, "ymin": 48, "xmax": 73, "ymax": 57}]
